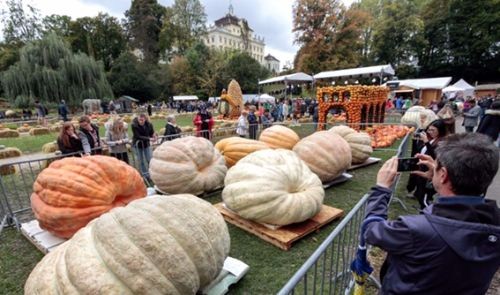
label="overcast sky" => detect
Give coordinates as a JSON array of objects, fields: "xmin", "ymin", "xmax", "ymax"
[{"xmin": 1, "ymin": 0, "xmax": 355, "ymax": 67}]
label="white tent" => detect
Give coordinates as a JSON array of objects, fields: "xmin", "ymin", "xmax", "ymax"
[
  {"xmin": 259, "ymin": 72, "xmax": 313, "ymax": 85},
  {"xmin": 173, "ymin": 96, "xmax": 198, "ymax": 101},
  {"xmin": 314, "ymin": 64, "xmax": 395, "ymax": 80},
  {"xmin": 443, "ymin": 79, "xmax": 474, "ymax": 98},
  {"xmin": 256, "ymin": 94, "xmax": 276, "ymax": 104},
  {"xmin": 390, "ymin": 77, "xmax": 452, "ymax": 89}
]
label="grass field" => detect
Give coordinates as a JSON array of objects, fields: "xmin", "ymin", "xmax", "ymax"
[
  {"xmin": 0, "ymin": 142, "xmax": 419, "ymax": 294},
  {"xmin": 0, "ymin": 114, "xmax": 195, "ymax": 154}
]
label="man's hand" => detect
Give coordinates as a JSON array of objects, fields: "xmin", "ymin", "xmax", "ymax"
[
  {"xmin": 411, "ymin": 153, "xmax": 436, "ymax": 180},
  {"xmin": 376, "ymin": 157, "xmax": 399, "ymax": 189}
]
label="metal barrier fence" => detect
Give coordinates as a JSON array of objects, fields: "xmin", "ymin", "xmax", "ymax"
[
  {"xmin": 0, "ymin": 121, "xmax": 411, "ymax": 237},
  {"xmin": 278, "ymin": 131, "xmax": 412, "ymax": 295}
]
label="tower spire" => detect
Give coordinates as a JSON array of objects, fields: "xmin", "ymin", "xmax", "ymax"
[{"xmin": 228, "ymin": 0, "xmax": 234, "ymax": 15}]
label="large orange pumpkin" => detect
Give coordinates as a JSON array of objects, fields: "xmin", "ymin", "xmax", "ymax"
[
  {"xmin": 31, "ymin": 156, "xmax": 146, "ymax": 238},
  {"xmin": 214, "ymin": 137, "xmax": 270, "ymax": 167},
  {"xmin": 293, "ymin": 131, "xmax": 351, "ymax": 183},
  {"xmin": 258, "ymin": 125, "xmax": 300, "ymax": 150}
]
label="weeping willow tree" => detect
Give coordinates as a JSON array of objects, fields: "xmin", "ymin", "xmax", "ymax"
[{"xmin": 2, "ymin": 34, "xmax": 113, "ymax": 108}]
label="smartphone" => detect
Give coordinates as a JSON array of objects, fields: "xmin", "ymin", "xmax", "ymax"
[{"xmin": 397, "ymin": 157, "xmax": 420, "ymax": 172}]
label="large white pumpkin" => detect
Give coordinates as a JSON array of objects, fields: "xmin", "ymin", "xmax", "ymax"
[
  {"xmin": 222, "ymin": 149, "xmax": 324, "ymax": 225},
  {"xmin": 25, "ymin": 195, "xmax": 230, "ymax": 295},
  {"xmin": 293, "ymin": 131, "xmax": 352, "ymax": 183},
  {"xmin": 329, "ymin": 126, "xmax": 373, "ymax": 164},
  {"xmin": 401, "ymin": 106, "xmax": 438, "ymax": 128},
  {"xmin": 149, "ymin": 136, "xmax": 227, "ymax": 195}
]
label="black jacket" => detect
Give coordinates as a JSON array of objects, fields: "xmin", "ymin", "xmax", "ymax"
[
  {"xmin": 162, "ymin": 123, "xmax": 181, "ymax": 142},
  {"xmin": 57, "ymin": 136, "xmax": 83, "ymax": 155},
  {"xmin": 477, "ymin": 109, "xmax": 500, "ymax": 141},
  {"xmin": 132, "ymin": 118, "xmax": 155, "ymax": 148},
  {"xmin": 79, "ymin": 124, "xmax": 101, "ymax": 155}
]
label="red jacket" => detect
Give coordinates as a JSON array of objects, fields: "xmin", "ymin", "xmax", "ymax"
[{"xmin": 193, "ymin": 113, "xmax": 214, "ymax": 136}]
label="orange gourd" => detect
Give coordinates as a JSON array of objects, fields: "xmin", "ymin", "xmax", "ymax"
[
  {"xmin": 215, "ymin": 137, "xmax": 270, "ymax": 167},
  {"xmin": 31, "ymin": 155, "xmax": 146, "ymax": 238},
  {"xmin": 258, "ymin": 125, "xmax": 300, "ymax": 150}
]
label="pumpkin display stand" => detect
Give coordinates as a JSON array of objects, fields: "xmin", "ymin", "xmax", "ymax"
[
  {"xmin": 154, "ymin": 185, "xmax": 223, "ymax": 198},
  {"xmin": 21, "ymin": 219, "xmax": 250, "ymax": 295},
  {"xmin": 321, "ymin": 172, "xmax": 353, "ymax": 189},
  {"xmin": 214, "ymin": 203, "xmax": 344, "ymax": 251},
  {"xmin": 347, "ymin": 157, "xmax": 382, "ymax": 171},
  {"xmin": 317, "ymin": 85, "xmax": 389, "ymax": 131}
]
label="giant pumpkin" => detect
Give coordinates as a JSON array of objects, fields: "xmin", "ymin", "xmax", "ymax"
[
  {"xmin": 401, "ymin": 106, "xmax": 438, "ymax": 128},
  {"xmin": 222, "ymin": 149, "xmax": 324, "ymax": 225},
  {"xmin": 258, "ymin": 125, "xmax": 300, "ymax": 150},
  {"xmin": 25, "ymin": 194, "xmax": 230, "ymax": 295},
  {"xmin": 293, "ymin": 131, "xmax": 351, "ymax": 182},
  {"xmin": 329, "ymin": 126, "xmax": 373, "ymax": 164},
  {"xmin": 214, "ymin": 137, "xmax": 270, "ymax": 167},
  {"xmin": 149, "ymin": 136, "xmax": 227, "ymax": 195},
  {"xmin": 31, "ymin": 155, "xmax": 146, "ymax": 238}
]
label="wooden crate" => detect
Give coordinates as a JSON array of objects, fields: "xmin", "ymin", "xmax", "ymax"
[
  {"xmin": 348, "ymin": 157, "xmax": 381, "ymax": 171},
  {"xmin": 214, "ymin": 203, "xmax": 344, "ymax": 251},
  {"xmin": 21, "ymin": 220, "xmax": 66, "ymax": 254}
]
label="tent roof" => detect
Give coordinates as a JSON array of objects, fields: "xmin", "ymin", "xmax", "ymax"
[
  {"xmin": 392, "ymin": 77, "xmax": 452, "ymax": 90},
  {"xmin": 259, "ymin": 72, "xmax": 313, "ymax": 85},
  {"xmin": 314, "ymin": 64, "xmax": 395, "ymax": 80},
  {"xmin": 442, "ymin": 85, "xmax": 463, "ymax": 93},
  {"xmin": 258, "ymin": 94, "xmax": 275, "ymax": 99},
  {"xmin": 119, "ymin": 95, "xmax": 139, "ymax": 102},
  {"xmin": 475, "ymin": 83, "xmax": 500, "ymax": 90},
  {"xmin": 453, "ymin": 79, "xmax": 474, "ymax": 90},
  {"xmin": 173, "ymin": 96, "xmax": 199, "ymax": 101}
]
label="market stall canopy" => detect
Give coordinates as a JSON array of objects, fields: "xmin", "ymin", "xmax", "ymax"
[
  {"xmin": 119, "ymin": 95, "xmax": 139, "ymax": 102},
  {"xmin": 173, "ymin": 96, "xmax": 199, "ymax": 101},
  {"xmin": 256, "ymin": 94, "xmax": 276, "ymax": 104},
  {"xmin": 259, "ymin": 72, "xmax": 313, "ymax": 85},
  {"xmin": 389, "ymin": 77, "xmax": 452, "ymax": 90},
  {"xmin": 443, "ymin": 79, "xmax": 474, "ymax": 97},
  {"xmin": 314, "ymin": 64, "xmax": 395, "ymax": 80}
]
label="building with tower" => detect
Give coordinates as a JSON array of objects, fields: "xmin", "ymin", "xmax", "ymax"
[{"xmin": 203, "ymin": 3, "xmax": 267, "ymax": 65}]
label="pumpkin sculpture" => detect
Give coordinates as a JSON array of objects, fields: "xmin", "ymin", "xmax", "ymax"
[
  {"xmin": 258, "ymin": 125, "xmax": 300, "ymax": 150},
  {"xmin": 214, "ymin": 137, "xmax": 270, "ymax": 167},
  {"xmin": 329, "ymin": 126, "xmax": 373, "ymax": 164},
  {"xmin": 149, "ymin": 136, "xmax": 227, "ymax": 195},
  {"xmin": 293, "ymin": 131, "xmax": 351, "ymax": 182},
  {"xmin": 25, "ymin": 194, "xmax": 230, "ymax": 295},
  {"xmin": 223, "ymin": 149, "xmax": 324, "ymax": 225},
  {"xmin": 31, "ymin": 156, "xmax": 146, "ymax": 238}
]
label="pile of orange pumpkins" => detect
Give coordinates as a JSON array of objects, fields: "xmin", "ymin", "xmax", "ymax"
[{"xmin": 365, "ymin": 125, "xmax": 414, "ymax": 148}]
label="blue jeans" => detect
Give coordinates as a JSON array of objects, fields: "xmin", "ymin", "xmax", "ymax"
[{"xmin": 134, "ymin": 146, "xmax": 152, "ymax": 176}]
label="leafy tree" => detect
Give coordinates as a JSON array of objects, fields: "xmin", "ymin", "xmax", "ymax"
[
  {"xmin": 222, "ymin": 52, "xmax": 270, "ymax": 93},
  {"xmin": 370, "ymin": 0, "xmax": 425, "ymax": 75},
  {"xmin": 160, "ymin": 0, "xmax": 207, "ymax": 57},
  {"xmin": 108, "ymin": 52, "xmax": 163, "ymax": 102},
  {"xmin": 67, "ymin": 13, "xmax": 127, "ymax": 70},
  {"xmin": 292, "ymin": 0, "xmax": 369, "ymax": 73},
  {"xmin": 0, "ymin": 0, "xmax": 42, "ymax": 44},
  {"xmin": 1, "ymin": 34, "xmax": 113, "ymax": 108},
  {"xmin": 169, "ymin": 55, "xmax": 194, "ymax": 95},
  {"xmin": 125, "ymin": 0, "xmax": 164, "ymax": 64},
  {"xmin": 0, "ymin": 43, "xmax": 20, "ymax": 72},
  {"xmin": 42, "ymin": 14, "xmax": 72, "ymax": 37}
]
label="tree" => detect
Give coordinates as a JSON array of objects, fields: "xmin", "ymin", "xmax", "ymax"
[
  {"xmin": 1, "ymin": 34, "xmax": 113, "ymax": 108},
  {"xmin": 370, "ymin": 0, "xmax": 425, "ymax": 76},
  {"xmin": 160, "ymin": 0, "xmax": 207, "ymax": 57},
  {"xmin": 108, "ymin": 52, "xmax": 165, "ymax": 101},
  {"xmin": 292, "ymin": 0, "xmax": 369, "ymax": 73},
  {"xmin": 42, "ymin": 14, "xmax": 72, "ymax": 37},
  {"xmin": 68, "ymin": 13, "xmax": 127, "ymax": 70},
  {"xmin": 125, "ymin": 0, "xmax": 164, "ymax": 64},
  {"xmin": 222, "ymin": 52, "xmax": 270, "ymax": 93},
  {"xmin": 0, "ymin": 0, "xmax": 42, "ymax": 44}
]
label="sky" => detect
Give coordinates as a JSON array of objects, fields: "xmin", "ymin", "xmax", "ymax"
[{"xmin": 1, "ymin": 0, "xmax": 356, "ymax": 68}]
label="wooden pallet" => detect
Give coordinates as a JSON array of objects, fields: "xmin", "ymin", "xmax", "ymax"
[
  {"xmin": 20, "ymin": 220, "xmax": 66, "ymax": 254},
  {"xmin": 322, "ymin": 172, "xmax": 353, "ymax": 189},
  {"xmin": 214, "ymin": 203, "xmax": 344, "ymax": 251},
  {"xmin": 348, "ymin": 157, "xmax": 381, "ymax": 171},
  {"xmin": 154, "ymin": 186, "xmax": 223, "ymax": 198}
]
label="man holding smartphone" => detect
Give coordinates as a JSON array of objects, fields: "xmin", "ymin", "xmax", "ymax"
[{"xmin": 363, "ymin": 133, "xmax": 499, "ymax": 294}]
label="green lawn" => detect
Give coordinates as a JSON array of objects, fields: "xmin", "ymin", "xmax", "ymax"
[
  {"xmin": 0, "ymin": 114, "xmax": 195, "ymax": 154},
  {"xmin": 0, "ymin": 139, "xmax": 418, "ymax": 294}
]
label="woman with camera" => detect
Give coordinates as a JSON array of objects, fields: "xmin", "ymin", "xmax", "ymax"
[{"xmin": 412, "ymin": 119, "xmax": 448, "ymax": 209}]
